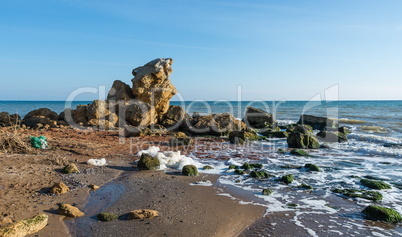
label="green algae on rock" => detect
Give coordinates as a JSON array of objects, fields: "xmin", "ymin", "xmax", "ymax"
[
  {"xmin": 203, "ymin": 165, "xmax": 214, "ymax": 170},
  {"xmin": 281, "ymin": 174, "xmax": 294, "ymax": 184},
  {"xmin": 262, "ymin": 188, "xmax": 273, "ymax": 196},
  {"xmin": 298, "ymin": 183, "xmax": 314, "ymax": 190},
  {"xmin": 62, "ymin": 163, "xmax": 80, "ymax": 174},
  {"xmin": 137, "ymin": 153, "xmax": 160, "ymax": 170},
  {"xmin": 241, "ymin": 163, "xmax": 263, "ymax": 170},
  {"xmin": 290, "ymin": 149, "xmax": 311, "ymax": 157},
  {"xmin": 0, "ymin": 214, "xmax": 48, "ymax": 237},
  {"xmin": 305, "ymin": 163, "xmax": 321, "ymax": 172},
  {"xmin": 250, "ymin": 170, "xmax": 270, "ymax": 178},
  {"xmin": 97, "ymin": 213, "xmax": 119, "ymax": 221},
  {"xmin": 362, "ymin": 205, "xmax": 402, "ymax": 223},
  {"xmin": 360, "ymin": 179, "xmax": 391, "ymax": 190},
  {"xmin": 332, "ymin": 188, "xmax": 383, "ymax": 201},
  {"xmin": 182, "ymin": 165, "xmax": 198, "ymax": 176}
]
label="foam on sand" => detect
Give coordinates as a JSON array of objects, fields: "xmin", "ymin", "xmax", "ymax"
[
  {"xmin": 87, "ymin": 158, "xmax": 107, "ymax": 166},
  {"xmin": 137, "ymin": 146, "xmax": 202, "ymax": 170}
]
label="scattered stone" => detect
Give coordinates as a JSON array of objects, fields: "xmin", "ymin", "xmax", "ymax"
[
  {"xmin": 305, "ymin": 163, "xmax": 321, "ymax": 172},
  {"xmin": 0, "ymin": 214, "xmax": 48, "ymax": 237},
  {"xmin": 262, "ymin": 188, "xmax": 273, "ymax": 196},
  {"xmin": 362, "ymin": 205, "xmax": 402, "ymax": 223},
  {"xmin": 297, "ymin": 114, "xmax": 338, "ymax": 131},
  {"xmin": 277, "ymin": 148, "xmax": 287, "ymax": 154},
  {"xmin": 242, "ymin": 107, "xmax": 276, "ymax": 129},
  {"xmin": 332, "ymin": 188, "xmax": 382, "ymax": 201},
  {"xmin": 203, "ymin": 165, "xmax": 214, "ymax": 170},
  {"xmin": 131, "ymin": 58, "xmax": 177, "ymax": 115},
  {"xmin": 62, "ymin": 164, "xmax": 80, "ymax": 174},
  {"xmin": 228, "ymin": 165, "xmax": 239, "ymax": 170},
  {"xmin": 137, "ymin": 153, "xmax": 160, "ymax": 170},
  {"xmin": 58, "ymin": 203, "xmax": 85, "ymax": 217},
  {"xmin": 250, "ymin": 170, "xmax": 270, "ymax": 178},
  {"xmin": 186, "ymin": 113, "xmax": 246, "ymax": 136},
  {"xmin": 261, "ymin": 131, "xmax": 289, "ymax": 138},
  {"xmin": 129, "ymin": 209, "xmax": 159, "ymax": 220},
  {"xmin": 49, "ymin": 182, "xmax": 70, "ymax": 195},
  {"xmin": 182, "ymin": 165, "xmax": 198, "ymax": 176},
  {"xmin": 287, "ymin": 204, "xmax": 298, "ymax": 208},
  {"xmin": 169, "ymin": 137, "xmax": 194, "ymax": 146},
  {"xmin": 88, "ymin": 184, "xmax": 100, "ymax": 190},
  {"xmin": 338, "ymin": 126, "xmax": 351, "ymax": 135},
  {"xmin": 290, "ymin": 149, "xmax": 311, "ymax": 157},
  {"xmin": 316, "ymin": 131, "xmax": 348, "ymax": 143},
  {"xmin": 174, "ymin": 132, "xmax": 188, "ymax": 138},
  {"xmin": 0, "ymin": 217, "xmax": 12, "ymax": 225},
  {"xmin": 97, "ymin": 213, "xmax": 118, "ymax": 221},
  {"xmin": 298, "ymin": 183, "xmax": 313, "ymax": 190},
  {"xmin": 281, "ymin": 174, "xmax": 294, "ymax": 184},
  {"xmin": 360, "ymin": 179, "xmax": 391, "ymax": 190}
]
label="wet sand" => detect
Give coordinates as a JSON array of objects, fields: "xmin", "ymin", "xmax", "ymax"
[{"xmin": 70, "ymin": 171, "xmax": 265, "ymax": 237}]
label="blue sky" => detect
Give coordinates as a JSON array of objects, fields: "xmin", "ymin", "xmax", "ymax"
[{"xmin": 1, "ymin": 0, "xmax": 401, "ymax": 101}]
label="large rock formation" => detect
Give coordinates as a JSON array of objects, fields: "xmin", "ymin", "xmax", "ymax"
[
  {"xmin": 184, "ymin": 113, "xmax": 246, "ymax": 136},
  {"xmin": 123, "ymin": 101, "xmax": 157, "ymax": 127},
  {"xmin": 287, "ymin": 124, "xmax": 320, "ymax": 149},
  {"xmin": 297, "ymin": 114, "xmax": 338, "ymax": 131},
  {"xmin": 22, "ymin": 108, "xmax": 59, "ymax": 128},
  {"xmin": 160, "ymin": 105, "xmax": 186, "ymax": 130},
  {"xmin": 131, "ymin": 58, "xmax": 177, "ymax": 115},
  {"xmin": 107, "ymin": 80, "xmax": 134, "ymax": 102},
  {"xmin": 243, "ymin": 107, "xmax": 276, "ymax": 130}
]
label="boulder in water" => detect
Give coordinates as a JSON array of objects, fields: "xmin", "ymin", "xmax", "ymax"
[
  {"xmin": 242, "ymin": 107, "xmax": 276, "ymax": 129},
  {"xmin": 297, "ymin": 114, "xmax": 338, "ymax": 131}
]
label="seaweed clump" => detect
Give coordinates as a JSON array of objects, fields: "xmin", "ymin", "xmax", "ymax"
[{"xmin": 332, "ymin": 188, "xmax": 383, "ymax": 201}]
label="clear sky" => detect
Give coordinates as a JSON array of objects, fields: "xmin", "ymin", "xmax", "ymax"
[{"xmin": 1, "ymin": 0, "xmax": 402, "ymax": 101}]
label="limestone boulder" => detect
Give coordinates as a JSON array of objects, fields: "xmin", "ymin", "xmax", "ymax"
[
  {"xmin": 86, "ymin": 100, "xmax": 118, "ymax": 128},
  {"xmin": 0, "ymin": 214, "xmax": 48, "ymax": 237},
  {"xmin": 129, "ymin": 209, "xmax": 159, "ymax": 220},
  {"xmin": 243, "ymin": 107, "xmax": 276, "ymax": 129},
  {"xmin": 124, "ymin": 101, "xmax": 157, "ymax": 127},
  {"xmin": 186, "ymin": 113, "xmax": 246, "ymax": 136},
  {"xmin": 131, "ymin": 58, "xmax": 177, "ymax": 115},
  {"xmin": 58, "ymin": 203, "xmax": 84, "ymax": 218},
  {"xmin": 316, "ymin": 131, "xmax": 348, "ymax": 143},
  {"xmin": 49, "ymin": 182, "xmax": 70, "ymax": 195},
  {"xmin": 297, "ymin": 114, "xmax": 338, "ymax": 131},
  {"xmin": 160, "ymin": 105, "xmax": 186, "ymax": 130},
  {"xmin": 107, "ymin": 80, "xmax": 134, "ymax": 102}
]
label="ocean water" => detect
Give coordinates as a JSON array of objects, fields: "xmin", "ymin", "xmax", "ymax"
[{"xmin": 2, "ymin": 100, "xmax": 402, "ymax": 235}]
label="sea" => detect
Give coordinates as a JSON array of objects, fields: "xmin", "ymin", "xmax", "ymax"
[{"xmin": 1, "ymin": 100, "xmax": 402, "ymax": 236}]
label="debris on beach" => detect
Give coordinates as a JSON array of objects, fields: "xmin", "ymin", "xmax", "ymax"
[
  {"xmin": 0, "ymin": 131, "xmax": 34, "ymax": 154},
  {"xmin": 62, "ymin": 164, "xmax": 80, "ymax": 174},
  {"xmin": 49, "ymin": 182, "xmax": 70, "ymax": 195},
  {"xmin": 29, "ymin": 135, "xmax": 48, "ymax": 149},
  {"xmin": 87, "ymin": 158, "xmax": 107, "ymax": 166},
  {"xmin": 129, "ymin": 209, "xmax": 159, "ymax": 220},
  {"xmin": 0, "ymin": 214, "xmax": 48, "ymax": 237},
  {"xmin": 58, "ymin": 203, "xmax": 85, "ymax": 218}
]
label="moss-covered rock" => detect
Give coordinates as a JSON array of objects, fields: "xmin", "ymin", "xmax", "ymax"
[
  {"xmin": 262, "ymin": 188, "xmax": 273, "ymax": 196},
  {"xmin": 290, "ymin": 149, "xmax": 311, "ymax": 157},
  {"xmin": 281, "ymin": 174, "xmax": 294, "ymax": 184},
  {"xmin": 234, "ymin": 169, "xmax": 245, "ymax": 175},
  {"xmin": 360, "ymin": 179, "xmax": 391, "ymax": 190},
  {"xmin": 62, "ymin": 163, "xmax": 80, "ymax": 174},
  {"xmin": 241, "ymin": 163, "xmax": 263, "ymax": 170},
  {"xmin": 305, "ymin": 163, "xmax": 321, "ymax": 172},
  {"xmin": 137, "ymin": 153, "xmax": 160, "ymax": 170},
  {"xmin": 287, "ymin": 203, "xmax": 298, "ymax": 208},
  {"xmin": 228, "ymin": 131, "xmax": 259, "ymax": 144},
  {"xmin": 362, "ymin": 205, "xmax": 402, "ymax": 223},
  {"xmin": 182, "ymin": 165, "xmax": 198, "ymax": 176},
  {"xmin": 203, "ymin": 165, "xmax": 214, "ymax": 170},
  {"xmin": 250, "ymin": 170, "xmax": 270, "ymax": 178},
  {"xmin": 277, "ymin": 148, "xmax": 287, "ymax": 154},
  {"xmin": 287, "ymin": 132, "xmax": 320, "ymax": 149},
  {"xmin": 338, "ymin": 126, "xmax": 351, "ymax": 135},
  {"xmin": 97, "ymin": 212, "xmax": 118, "ymax": 221},
  {"xmin": 298, "ymin": 183, "xmax": 313, "ymax": 190},
  {"xmin": 260, "ymin": 131, "xmax": 289, "ymax": 138},
  {"xmin": 228, "ymin": 165, "xmax": 239, "ymax": 170},
  {"xmin": 332, "ymin": 188, "xmax": 383, "ymax": 201}
]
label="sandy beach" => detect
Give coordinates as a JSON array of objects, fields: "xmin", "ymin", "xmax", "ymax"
[{"xmin": 0, "ymin": 127, "xmax": 265, "ymax": 236}]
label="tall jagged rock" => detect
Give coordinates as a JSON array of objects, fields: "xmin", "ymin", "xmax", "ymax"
[
  {"xmin": 131, "ymin": 58, "xmax": 177, "ymax": 115},
  {"xmin": 107, "ymin": 80, "xmax": 134, "ymax": 102}
]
